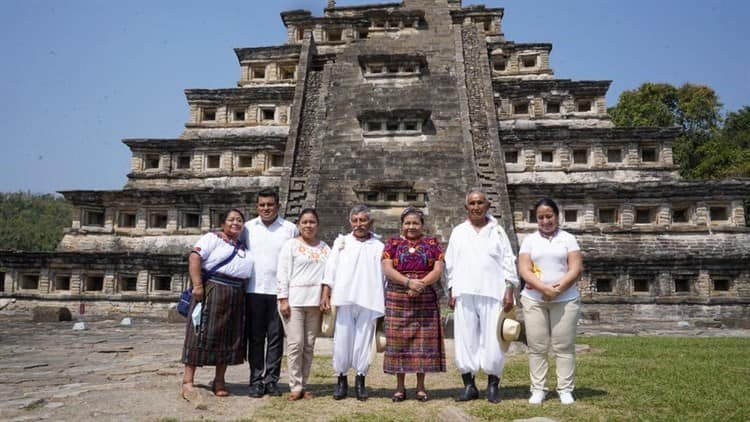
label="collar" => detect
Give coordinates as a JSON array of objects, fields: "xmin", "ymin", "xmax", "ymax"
[
  {"xmin": 252, "ymin": 215, "xmax": 283, "ymax": 228},
  {"xmin": 352, "ymin": 232, "xmax": 373, "ymax": 242},
  {"xmin": 539, "ymin": 228, "xmax": 560, "ymax": 240}
]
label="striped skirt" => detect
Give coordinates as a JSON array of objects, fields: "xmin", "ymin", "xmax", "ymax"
[
  {"xmin": 181, "ymin": 275, "xmax": 246, "ymax": 366},
  {"xmin": 383, "ymin": 282, "xmax": 446, "ymax": 374}
]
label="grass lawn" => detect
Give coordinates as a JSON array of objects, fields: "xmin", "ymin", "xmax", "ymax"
[{"xmin": 246, "ymin": 336, "xmax": 750, "ymax": 421}]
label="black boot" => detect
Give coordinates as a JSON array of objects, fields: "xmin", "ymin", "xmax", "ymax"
[
  {"xmin": 333, "ymin": 374, "xmax": 348, "ymax": 400},
  {"xmin": 355, "ymin": 374, "xmax": 368, "ymax": 401},
  {"xmin": 455, "ymin": 372, "xmax": 479, "ymax": 402},
  {"xmin": 487, "ymin": 375, "xmax": 501, "ymax": 403}
]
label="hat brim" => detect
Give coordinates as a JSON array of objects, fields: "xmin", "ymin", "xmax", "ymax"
[
  {"xmin": 320, "ymin": 306, "xmax": 336, "ymax": 337},
  {"xmin": 497, "ymin": 306, "xmax": 518, "ymax": 352}
]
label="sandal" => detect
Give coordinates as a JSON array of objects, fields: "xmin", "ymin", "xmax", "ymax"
[
  {"xmin": 210, "ymin": 379, "xmax": 230, "ymax": 397},
  {"xmin": 416, "ymin": 390, "xmax": 430, "ymax": 402},
  {"xmin": 181, "ymin": 382, "xmax": 201, "ymax": 402},
  {"xmin": 287, "ymin": 391, "xmax": 304, "ymax": 401},
  {"xmin": 392, "ymin": 390, "xmax": 407, "ymax": 402},
  {"xmin": 303, "ymin": 390, "xmax": 315, "ymax": 399}
]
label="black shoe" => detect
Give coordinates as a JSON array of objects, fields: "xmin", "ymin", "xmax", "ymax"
[
  {"xmin": 487, "ymin": 375, "xmax": 501, "ymax": 403},
  {"xmin": 333, "ymin": 375, "xmax": 348, "ymax": 400},
  {"xmin": 455, "ymin": 372, "xmax": 479, "ymax": 402},
  {"xmin": 248, "ymin": 382, "xmax": 265, "ymax": 398},
  {"xmin": 265, "ymin": 382, "xmax": 282, "ymax": 397},
  {"xmin": 355, "ymin": 374, "xmax": 368, "ymax": 401}
]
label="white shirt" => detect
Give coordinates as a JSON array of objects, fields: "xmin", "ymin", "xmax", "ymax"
[
  {"xmin": 519, "ymin": 229, "xmax": 581, "ymax": 303},
  {"xmin": 243, "ymin": 216, "xmax": 298, "ymax": 295},
  {"xmin": 194, "ymin": 232, "xmax": 254, "ymax": 279},
  {"xmin": 445, "ymin": 216, "xmax": 519, "ymax": 301},
  {"xmin": 322, "ymin": 233, "xmax": 385, "ymax": 316},
  {"xmin": 276, "ymin": 238, "xmax": 331, "ymax": 307}
]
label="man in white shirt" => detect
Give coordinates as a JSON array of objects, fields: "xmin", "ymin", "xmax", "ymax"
[
  {"xmin": 320, "ymin": 205, "xmax": 385, "ymax": 401},
  {"xmin": 244, "ymin": 188, "xmax": 298, "ymax": 397},
  {"xmin": 444, "ymin": 189, "xmax": 519, "ymax": 403}
]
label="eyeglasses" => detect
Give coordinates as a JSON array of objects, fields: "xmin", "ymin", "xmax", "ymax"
[{"xmin": 400, "ymin": 206, "xmax": 424, "ymax": 219}]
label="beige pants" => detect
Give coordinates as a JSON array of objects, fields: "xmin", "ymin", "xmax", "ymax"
[
  {"xmin": 520, "ymin": 295, "xmax": 581, "ymax": 394},
  {"xmin": 281, "ymin": 306, "xmax": 321, "ymax": 392}
]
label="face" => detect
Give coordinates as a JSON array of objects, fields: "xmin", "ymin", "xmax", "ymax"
[
  {"xmin": 465, "ymin": 192, "xmax": 490, "ymax": 226},
  {"xmin": 256, "ymin": 195, "xmax": 279, "ymax": 224},
  {"xmin": 401, "ymin": 213, "xmax": 423, "ymax": 240},
  {"xmin": 298, "ymin": 213, "xmax": 319, "ymax": 240},
  {"xmin": 222, "ymin": 211, "xmax": 244, "ymax": 239},
  {"xmin": 535, "ymin": 205, "xmax": 559, "ymax": 234},
  {"xmin": 349, "ymin": 212, "xmax": 372, "ymax": 239}
]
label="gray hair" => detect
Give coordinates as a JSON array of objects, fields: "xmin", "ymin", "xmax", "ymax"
[
  {"xmin": 349, "ymin": 204, "xmax": 372, "ymax": 220},
  {"xmin": 465, "ymin": 188, "xmax": 489, "ymax": 206}
]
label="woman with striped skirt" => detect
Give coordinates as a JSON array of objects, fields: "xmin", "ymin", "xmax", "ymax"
[
  {"xmin": 181, "ymin": 209, "xmax": 253, "ymax": 400},
  {"xmin": 381, "ymin": 206, "xmax": 446, "ymax": 402}
]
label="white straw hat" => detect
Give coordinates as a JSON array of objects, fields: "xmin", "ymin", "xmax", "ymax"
[
  {"xmin": 497, "ymin": 307, "xmax": 522, "ymax": 352},
  {"xmin": 320, "ymin": 306, "xmax": 336, "ymax": 337}
]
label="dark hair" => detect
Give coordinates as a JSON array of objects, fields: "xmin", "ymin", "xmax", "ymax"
[
  {"xmin": 297, "ymin": 208, "xmax": 319, "ymax": 223},
  {"xmin": 225, "ymin": 208, "xmax": 246, "ymax": 222},
  {"xmin": 257, "ymin": 188, "xmax": 279, "ymax": 205},
  {"xmin": 533, "ymin": 198, "xmax": 559, "ymax": 217},
  {"xmin": 400, "ymin": 206, "xmax": 425, "ymax": 224}
]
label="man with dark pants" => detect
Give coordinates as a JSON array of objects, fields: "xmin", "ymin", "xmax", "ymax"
[{"xmin": 244, "ymin": 188, "xmax": 297, "ymax": 397}]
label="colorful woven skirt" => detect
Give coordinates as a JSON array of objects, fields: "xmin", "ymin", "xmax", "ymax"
[
  {"xmin": 383, "ymin": 282, "xmax": 446, "ymax": 374},
  {"xmin": 181, "ymin": 276, "xmax": 246, "ymax": 366}
]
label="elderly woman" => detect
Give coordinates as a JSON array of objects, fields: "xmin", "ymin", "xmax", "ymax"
[
  {"xmin": 518, "ymin": 198, "xmax": 583, "ymax": 405},
  {"xmin": 276, "ymin": 208, "xmax": 330, "ymax": 401},
  {"xmin": 381, "ymin": 206, "xmax": 446, "ymax": 402},
  {"xmin": 321, "ymin": 204, "xmax": 385, "ymax": 401},
  {"xmin": 181, "ymin": 208, "xmax": 253, "ymax": 400}
]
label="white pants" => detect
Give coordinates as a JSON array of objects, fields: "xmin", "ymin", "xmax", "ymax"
[
  {"xmin": 454, "ymin": 294, "xmax": 505, "ymax": 376},
  {"xmin": 332, "ymin": 304, "xmax": 378, "ymax": 375}
]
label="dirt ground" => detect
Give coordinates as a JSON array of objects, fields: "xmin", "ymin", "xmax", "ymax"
[{"xmin": 1, "ymin": 314, "xmax": 747, "ymax": 422}]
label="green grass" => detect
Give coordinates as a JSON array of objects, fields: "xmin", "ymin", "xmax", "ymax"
[{"xmin": 247, "ymin": 336, "xmax": 750, "ymax": 421}]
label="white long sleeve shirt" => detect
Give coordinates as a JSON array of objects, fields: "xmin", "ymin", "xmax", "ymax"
[
  {"xmin": 322, "ymin": 233, "xmax": 385, "ymax": 316},
  {"xmin": 276, "ymin": 238, "xmax": 330, "ymax": 306},
  {"xmin": 243, "ymin": 216, "xmax": 298, "ymax": 295},
  {"xmin": 445, "ymin": 216, "xmax": 519, "ymax": 301}
]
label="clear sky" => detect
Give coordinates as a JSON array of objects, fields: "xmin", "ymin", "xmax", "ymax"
[{"xmin": 1, "ymin": 0, "xmax": 748, "ymax": 194}]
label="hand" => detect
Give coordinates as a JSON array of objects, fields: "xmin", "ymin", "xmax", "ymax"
[
  {"xmin": 278, "ymin": 298, "xmax": 291, "ymax": 320},
  {"xmin": 192, "ymin": 285, "xmax": 204, "ymax": 302},
  {"xmin": 541, "ymin": 284, "xmax": 561, "ymax": 302},
  {"xmin": 502, "ymin": 287, "xmax": 514, "ymax": 312},
  {"xmin": 320, "ymin": 295, "xmax": 331, "ymax": 314},
  {"xmin": 448, "ymin": 290, "xmax": 455, "ymax": 310},
  {"xmin": 411, "ymin": 279, "xmax": 426, "ymax": 293}
]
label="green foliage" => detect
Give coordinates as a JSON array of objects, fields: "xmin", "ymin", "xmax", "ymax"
[
  {"xmin": 0, "ymin": 192, "xmax": 72, "ymax": 252},
  {"xmin": 610, "ymin": 82, "xmax": 750, "ymax": 180}
]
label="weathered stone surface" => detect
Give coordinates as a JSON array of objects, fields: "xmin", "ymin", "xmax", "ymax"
[
  {"xmin": 167, "ymin": 308, "xmax": 187, "ymax": 324},
  {"xmin": 31, "ymin": 307, "xmax": 72, "ymax": 322}
]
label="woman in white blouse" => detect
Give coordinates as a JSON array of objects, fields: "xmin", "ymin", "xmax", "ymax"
[
  {"xmin": 276, "ymin": 208, "xmax": 331, "ymax": 400},
  {"xmin": 518, "ymin": 198, "xmax": 583, "ymax": 405}
]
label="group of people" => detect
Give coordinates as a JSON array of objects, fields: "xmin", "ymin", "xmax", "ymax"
[{"xmin": 180, "ymin": 188, "xmax": 583, "ymax": 406}]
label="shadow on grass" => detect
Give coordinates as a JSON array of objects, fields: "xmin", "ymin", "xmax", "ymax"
[{"xmin": 204, "ymin": 381, "xmax": 607, "ymax": 402}]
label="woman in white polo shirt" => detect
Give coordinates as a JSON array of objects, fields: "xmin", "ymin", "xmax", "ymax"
[{"xmin": 518, "ymin": 198, "xmax": 583, "ymax": 405}]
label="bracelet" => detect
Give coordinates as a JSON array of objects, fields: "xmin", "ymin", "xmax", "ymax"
[
  {"xmin": 505, "ymin": 282, "xmax": 514, "ymax": 289},
  {"xmin": 406, "ymin": 278, "xmax": 411, "ymax": 288}
]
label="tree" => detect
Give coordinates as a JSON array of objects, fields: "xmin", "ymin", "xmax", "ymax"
[
  {"xmin": 692, "ymin": 106, "xmax": 750, "ymax": 179},
  {"xmin": 609, "ymin": 82, "xmax": 723, "ymax": 178},
  {"xmin": 0, "ymin": 192, "xmax": 72, "ymax": 252}
]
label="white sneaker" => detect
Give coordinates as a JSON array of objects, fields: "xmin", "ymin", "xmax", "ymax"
[
  {"xmin": 528, "ymin": 390, "xmax": 546, "ymax": 405},
  {"xmin": 559, "ymin": 391, "xmax": 575, "ymax": 405}
]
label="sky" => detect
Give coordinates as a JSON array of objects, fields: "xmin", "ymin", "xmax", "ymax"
[{"xmin": 1, "ymin": 0, "xmax": 748, "ymax": 194}]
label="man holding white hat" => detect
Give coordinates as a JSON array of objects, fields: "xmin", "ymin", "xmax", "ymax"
[
  {"xmin": 445, "ymin": 189, "xmax": 519, "ymax": 403},
  {"xmin": 320, "ymin": 204, "xmax": 385, "ymax": 401}
]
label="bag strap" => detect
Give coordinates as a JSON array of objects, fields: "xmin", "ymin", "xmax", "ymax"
[{"xmin": 204, "ymin": 242, "xmax": 241, "ymax": 278}]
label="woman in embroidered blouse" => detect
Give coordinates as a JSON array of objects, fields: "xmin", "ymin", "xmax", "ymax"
[
  {"xmin": 181, "ymin": 208, "xmax": 253, "ymax": 401},
  {"xmin": 381, "ymin": 206, "xmax": 446, "ymax": 402},
  {"xmin": 518, "ymin": 198, "xmax": 583, "ymax": 405},
  {"xmin": 276, "ymin": 208, "xmax": 331, "ymax": 400}
]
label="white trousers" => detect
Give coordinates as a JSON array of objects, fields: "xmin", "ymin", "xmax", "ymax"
[
  {"xmin": 454, "ymin": 294, "xmax": 505, "ymax": 376},
  {"xmin": 332, "ymin": 304, "xmax": 378, "ymax": 375}
]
